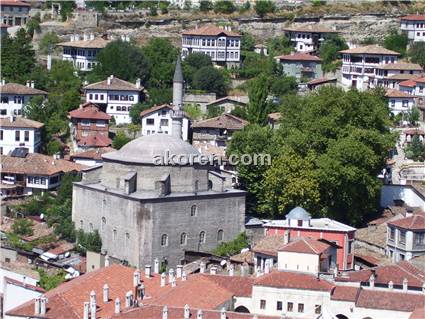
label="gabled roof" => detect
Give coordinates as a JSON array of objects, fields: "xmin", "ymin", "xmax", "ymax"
[
  {"xmin": 0, "ymin": 117, "xmax": 44, "ymax": 129},
  {"xmin": 254, "ymin": 271, "xmax": 334, "ymax": 291},
  {"xmin": 275, "ymin": 52, "xmax": 322, "ymax": 62},
  {"xmin": 71, "ymin": 147, "xmax": 115, "ymax": 161},
  {"xmin": 83, "ymin": 76, "xmax": 143, "ymax": 92},
  {"xmin": 140, "ymin": 104, "xmax": 172, "ymax": 118},
  {"xmin": 182, "ymin": 25, "xmax": 240, "ymax": 37},
  {"xmin": 4, "ymin": 276, "xmax": 45, "ymax": 293},
  {"xmin": 76, "ymin": 134, "xmax": 112, "ymax": 148},
  {"xmin": 416, "ymin": 77, "xmax": 425, "ymax": 83},
  {"xmin": 356, "ymin": 289, "xmax": 424, "ymax": 312},
  {"xmin": 192, "ymin": 114, "xmax": 248, "ymax": 130},
  {"xmin": 58, "ymin": 37, "xmax": 111, "ymax": 49},
  {"xmin": 385, "ymin": 89, "xmax": 415, "ymax": 98},
  {"xmin": 205, "ymin": 96, "xmax": 248, "ymax": 107},
  {"xmin": 399, "ymin": 79, "xmax": 419, "ymax": 87},
  {"xmin": 1, "ymin": 0, "xmax": 30, "ymax": 7},
  {"xmin": 69, "ymin": 103, "xmax": 111, "ymax": 120},
  {"xmin": 283, "ymin": 25, "xmax": 337, "ymax": 33},
  {"xmin": 0, "ymin": 83, "xmax": 47, "ymax": 95},
  {"xmin": 252, "ymin": 235, "xmax": 287, "ymax": 257},
  {"xmin": 388, "ymin": 213, "xmax": 425, "ymax": 230},
  {"xmin": 278, "ymin": 237, "xmax": 331, "ymax": 255},
  {"xmin": 339, "ymin": 45, "xmax": 401, "ymax": 56},
  {"xmin": 331, "ymin": 286, "xmax": 359, "ymax": 302},
  {"xmin": 401, "ymin": 14, "xmax": 425, "ymax": 21},
  {"xmin": 307, "ymin": 77, "xmax": 337, "ymax": 86},
  {"xmin": 379, "ymin": 62, "xmax": 423, "ymax": 71}
]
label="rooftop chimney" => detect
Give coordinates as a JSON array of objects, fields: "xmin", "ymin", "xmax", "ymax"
[
  {"xmin": 90, "ymin": 291, "xmax": 96, "ymax": 319},
  {"xmin": 283, "ymin": 229, "xmax": 290, "ymax": 245},
  {"xmin": 264, "ymin": 260, "xmax": 270, "ymax": 274},
  {"xmin": 422, "ymin": 282, "xmax": 425, "ymax": 293},
  {"xmin": 403, "ymin": 278, "xmax": 408, "ymax": 291},
  {"xmin": 369, "ymin": 274, "xmax": 375, "ymax": 288},
  {"xmin": 160, "ymin": 272, "xmax": 166, "ymax": 287},
  {"xmin": 40, "ymin": 296, "xmax": 47, "ymax": 316},
  {"xmin": 1, "ymin": 79, "xmax": 5, "ymax": 85},
  {"xmin": 103, "ymin": 284, "xmax": 109, "ymax": 303},
  {"xmin": 197, "ymin": 309, "xmax": 203, "ymax": 319},
  {"xmin": 137, "ymin": 282, "xmax": 145, "ymax": 300},
  {"xmin": 229, "ymin": 264, "xmax": 234, "ymax": 276},
  {"xmin": 133, "ymin": 270, "xmax": 141, "ymax": 287},
  {"xmin": 9, "ymin": 115, "xmax": 15, "ymax": 123},
  {"xmin": 184, "ymin": 304, "xmax": 190, "ymax": 319},
  {"xmin": 220, "ymin": 307, "xmax": 226, "ymax": 319},
  {"xmin": 105, "ymin": 255, "xmax": 110, "ymax": 267},
  {"xmin": 90, "ymin": 290, "xmax": 96, "ymax": 305},
  {"xmin": 34, "ymin": 297, "xmax": 41, "ymax": 316},
  {"xmin": 70, "ymin": 34, "xmax": 75, "ymax": 42},
  {"xmin": 114, "ymin": 298, "xmax": 121, "ymax": 314},
  {"xmin": 136, "ymin": 78, "xmax": 141, "ymax": 89},
  {"xmin": 176, "ymin": 265, "xmax": 183, "ymax": 278},
  {"xmin": 90, "ymin": 33, "xmax": 95, "ymax": 40},
  {"xmin": 162, "ymin": 305, "xmax": 168, "ymax": 319},
  {"xmin": 168, "ymin": 268, "xmax": 175, "ymax": 284},
  {"xmin": 182, "ymin": 270, "xmax": 187, "ymax": 281},
  {"xmin": 388, "ymin": 281, "xmax": 393, "ymax": 290},
  {"xmin": 26, "ymin": 80, "xmax": 30, "ymax": 87},
  {"xmin": 210, "ymin": 266, "xmax": 217, "ymax": 275},
  {"xmin": 83, "ymin": 302, "xmax": 89, "ymax": 319},
  {"xmin": 406, "ymin": 208, "xmax": 414, "ymax": 217},
  {"xmin": 154, "ymin": 258, "xmax": 160, "ymax": 274},
  {"xmin": 145, "ymin": 265, "xmax": 152, "ymax": 278},
  {"xmin": 107, "ymin": 76, "xmax": 112, "ymax": 86},
  {"xmin": 125, "ymin": 291, "xmax": 133, "ymax": 308},
  {"xmin": 171, "ymin": 276, "xmax": 176, "ymax": 288},
  {"xmin": 83, "ymin": 33, "xmax": 88, "ymax": 41},
  {"xmin": 75, "ymin": 34, "xmax": 80, "ymax": 41},
  {"xmin": 200, "ymin": 262, "xmax": 206, "ymax": 274},
  {"xmin": 240, "ymin": 265, "xmax": 246, "ymax": 277}
]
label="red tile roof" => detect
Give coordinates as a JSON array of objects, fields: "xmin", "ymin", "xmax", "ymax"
[
  {"xmin": 399, "ymin": 79, "xmax": 419, "ymax": 87},
  {"xmin": 71, "ymin": 147, "xmax": 115, "ymax": 161},
  {"xmin": 275, "ymin": 52, "xmax": 322, "ymax": 62},
  {"xmin": 253, "ymin": 235, "xmax": 287, "ymax": 257},
  {"xmin": 356, "ymin": 289, "xmax": 425, "ymax": 312},
  {"xmin": 0, "ymin": 117, "xmax": 44, "ymax": 129},
  {"xmin": 278, "ymin": 237, "xmax": 331, "ymax": 255},
  {"xmin": 331, "ymin": 286, "xmax": 359, "ymax": 302},
  {"xmin": 69, "ymin": 103, "xmax": 111, "ymax": 120},
  {"xmin": 385, "ymin": 89, "xmax": 415, "ymax": 98},
  {"xmin": 379, "ymin": 62, "xmax": 423, "ymax": 71},
  {"xmin": 58, "ymin": 37, "xmax": 111, "ymax": 49},
  {"xmin": 0, "ymin": 83, "xmax": 47, "ymax": 95},
  {"xmin": 77, "ymin": 133, "xmax": 112, "ymax": 148},
  {"xmin": 307, "ymin": 77, "xmax": 337, "ymax": 86},
  {"xmin": 4, "ymin": 277, "xmax": 45, "ymax": 293},
  {"xmin": 404, "ymin": 129, "xmax": 425, "ymax": 136},
  {"xmin": 410, "ymin": 305, "xmax": 425, "ymax": 319},
  {"xmin": 339, "ymin": 45, "xmax": 400, "ymax": 56},
  {"xmin": 1, "ymin": 0, "xmax": 30, "ymax": 7},
  {"xmin": 401, "ymin": 14, "xmax": 425, "ymax": 21},
  {"xmin": 254, "ymin": 271, "xmax": 334, "ymax": 291},
  {"xmin": 388, "ymin": 213, "xmax": 425, "ymax": 230},
  {"xmin": 192, "ymin": 114, "xmax": 248, "ymax": 130},
  {"xmin": 140, "ymin": 104, "xmax": 172, "ymax": 118},
  {"xmin": 83, "ymin": 76, "xmax": 143, "ymax": 91},
  {"xmin": 416, "ymin": 77, "xmax": 425, "ymax": 83},
  {"xmin": 182, "ymin": 25, "xmax": 240, "ymax": 37}
]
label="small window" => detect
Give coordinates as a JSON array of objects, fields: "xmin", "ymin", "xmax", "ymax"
[
  {"xmin": 199, "ymin": 231, "xmax": 206, "ymax": 244},
  {"xmin": 147, "ymin": 118, "xmax": 154, "ymax": 125},
  {"xmin": 260, "ymin": 300, "xmax": 266, "ymax": 310},
  {"xmin": 190, "ymin": 205, "xmax": 197, "ymax": 217},
  {"xmin": 297, "ymin": 220, "xmax": 303, "ymax": 226},
  {"xmin": 315, "ymin": 305, "xmax": 321, "ymax": 314},
  {"xmin": 399, "ymin": 230, "xmax": 406, "ymax": 244},
  {"xmin": 276, "ymin": 301, "xmax": 282, "ymax": 311},
  {"xmin": 160, "ymin": 119, "xmax": 169, "ymax": 126},
  {"xmin": 416, "ymin": 233, "xmax": 425, "ymax": 245},
  {"xmin": 24, "ymin": 130, "xmax": 29, "ymax": 142},
  {"xmin": 298, "ymin": 303, "xmax": 304, "ymax": 313},
  {"xmin": 287, "ymin": 302, "xmax": 293, "ymax": 312},
  {"xmin": 161, "ymin": 234, "xmax": 168, "ymax": 247},
  {"xmin": 180, "ymin": 232, "xmax": 187, "ymax": 245},
  {"xmin": 389, "ymin": 227, "xmax": 395, "ymax": 240},
  {"xmin": 15, "ymin": 130, "xmax": 20, "ymax": 141},
  {"xmin": 0, "ymin": 130, "xmax": 3, "ymax": 140},
  {"xmin": 81, "ymin": 119, "xmax": 90, "ymax": 126},
  {"xmin": 217, "ymin": 229, "xmax": 223, "ymax": 242},
  {"xmin": 80, "ymin": 220, "xmax": 83, "ymax": 229},
  {"xmin": 113, "ymin": 229, "xmax": 117, "ymax": 240},
  {"xmin": 101, "ymin": 217, "xmax": 106, "ymax": 230}
]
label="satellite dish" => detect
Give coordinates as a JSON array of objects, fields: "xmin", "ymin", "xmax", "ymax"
[{"xmin": 40, "ymin": 213, "xmax": 44, "ymax": 220}]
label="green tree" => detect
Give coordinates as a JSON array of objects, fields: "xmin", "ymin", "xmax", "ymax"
[
  {"xmin": 200, "ymin": 0, "xmax": 213, "ymax": 12},
  {"xmin": 184, "ymin": 104, "xmax": 203, "ymax": 120},
  {"xmin": 76, "ymin": 229, "xmax": 102, "ymax": 253},
  {"xmin": 267, "ymin": 35, "xmax": 292, "ymax": 56},
  {"xmin": 183, "ymin": 52, "xmax": 213, "ymax": 86},
  {"xmin": 408, "ymin": 42, "xmax": 425, "ymax": 68},
  {"xmin": 192, "ymin": 66, "xmax": 229, "ymax": 96},
  {"xmin": 58, "ymin": 1, "xmax": 75, "ymax": 21},
  {"xmin": 361, "ymin": 37, "xmax": 378, "ymax": 45},
  {"xmin": 159, "ymin": 1, "xmax": 169, "ymax": 14},
  {"xmin": 11, "ymin": 219, "xmax": 34, "ymax": 236},
  {"xmin": 38, "ymin": 269, "xmax": 66, "ymax": 291},
  {"xmin": 112, "ymin": 131, "xmax": 132, "ymax": 149},
  {"xmin": 405, "ymin": 135, "xmax": 425, "ymax": 162},
  {"xmin": 90, "ymin": 40, "xmax": 148, "ymax": 83},
  {"xmin": 39, "ymin": 31, "xmax": 61, "ymax": 55},
  {"xmin": 130, "ymin": 102, "xmax": 150, "ymax": 124},
  {"xmin": 46, "ymin": 140, "xmax": 63, "ymax": 156},
  {"xmin": 149, "ymin": 5, "xmax": 158, "ymax": 16},
  {"xmin": 206, "ymin": 105, "xmax": 224, "ymax": 118},
  {"xmin": 319, "ymin": 34, "xmax": 348, "ymax": 72},
  {"xmin": 214, "ymin": 0, "xmax": 236, "ymax": 14},
  {"xmin": 240, "ymin": 32, "xmax": 256, "ymax": 53},
  {"xmin": 26, "ymin": 13, "xmax": 41, "ymax": 38},
  {"xmin": 254, "ymin": 0, "xmax": 275, "ymax": 18},
  {"xmin": 383, "ymin": 29, "xmax": 408, "ymax": 57},
  {"xmin": 408, "ymin": 107, "xmax": 421, "ymax": 126},
  {"xmin": 184, "ymin": 0, "xmax": 192, "ymax": 10},
  {"xmin": 230, "ymin": 105, "xmax": 248, "ymax": 120},
  {"xmin": 246, "ymin": 74, "xmax": 271, "ymax": 125},
  {"xmin": 213, "ymin": 232, "xmax": 249, "ymax": 256},
  {"xmin": 270, "ymin": 76, "xmax": 298, "ymax": 97}
]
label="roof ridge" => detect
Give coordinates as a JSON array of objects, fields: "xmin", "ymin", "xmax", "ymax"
[
  {"xmin": 396, "ymin": 262, "xmax": 425, "ymax": 282},
  {"xmin": 302, "ymin": 237, "xmax": 319, "ymax": 254}
]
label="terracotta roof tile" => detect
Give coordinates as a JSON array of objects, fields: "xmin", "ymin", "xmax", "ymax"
[
  {"xmin": 401, "ymin": 14, "xmax": 425, "ymax": 21},
  {"xmin": 0, "ymin": 117, "xmax": 43, "ymax": 129},
  {"xmin": 385, "ymin": 89, "xmax": 415, "ymax": 98},
  {"xmin": 84, "ymin": 76, "xmax": 143, "ymax": 92},
  {"xmin": 4, "ymin": 276, "xmax": 45, "ymax": 293},
  {"xmin": 76, "ymin": 133, "xmax": 112, "ymax": 148},
  {"xmin": 254, "ymin": 271, "xmax": 334, "ymax": 291},
  {"xmin": 339, "ymin": 45, "xmax": 400, "ymax": 55},
  {"xmin": 275, "ymin": 52, "xmax": 322, "ymax": 62},
  {"xmin": 69, "ymin": 103, "xmax": 111, "ymax": 120},
  {"xmin": 140, "ymin": 104, "xmax": 172, "ymax": 117},
  {"xmin": 416, "ymin": 77, "xmax": 425, "ymax": 83},
  {"xmin": 71, "ymin": 147, "xmax": 115, "ymax": 161},
  {"xmin": 307, "ymin": 77, "xmax": 337, "ymax": 85},
  {"xmin": 331, "ymin": 286, "xmax": 359, "ymax": 302},
  {"xmin": 58, "ymin": 37, "xmax": 111, "ymax": 49},
  {"xmin": 230, "ymin": 251, "xmax": 255, "ymax": 265},
  {"xmin": 47, "ymin": 241, "xmax": 75, "ymax": 255},
  {"xmin": 253, "ymin": 235, "xmax": 287, "ymax": 257},
  {"xmin": 379, "ymin": 62, "xmax": 423, "ymax": 71},
  {"xmin": 388, "ymin": 213, "xmax": 425, "ymax": 230},
  {"xmin": 404, "ymin": 129, "xmax": 425, "ymax": 136},
  {"xmin": 356, "ymin": 289, "xmax": 425, "ymax": 312},
  {"xmin": 1, "ymin": 0, "xmax": 30, "ymax": 7},
  {"xmin": 410, "ymin": 305, "xmax": 425, "ymax": 319},
  {"xmin": 0, "ymin": 83, "xmax": 47, "ymax": 95},
  {"xmin": 399, "ymin": 79, "xmax": 419, "ymax": 87},
  {"xmin": 192, "ymin": 114, "xmax": 248, "ymax": 130},
  {"xmin": 182, "ymin": 25, "xmax": 240, "ymax": 37},
  {"xmin": 278, "ymin": 237, "xmax": 331, "ymax": 255},
  {"xmin": 385, "ymin": 73, "xmax": 423, "ymax": 81}
]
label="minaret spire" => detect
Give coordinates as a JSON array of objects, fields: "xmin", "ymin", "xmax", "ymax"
[{"xmin": 171, "ymin": 55, "xmax": 184, "ymax": 139}]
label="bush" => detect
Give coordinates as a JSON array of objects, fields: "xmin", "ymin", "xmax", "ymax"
[
  {"xmin": 213, "ymin": 232, "xmax": 249, "ymax": 256},
  {"xmin": 383, "ymin": 29, "xmax": 408, "ymax": 57},
  {"xmin": 192, "ymin": 66, "xmax": 229, "ymax": 96},
  {"xmin": 12, "ymin": 219, "xmax": 33, "ymax": 236},
  {"xmin": 76, "ymin": 229, "xmax": 102, "ymax": 254},
  {"xmin": 39, "ymin": 31, "xmax": 61, "ymax": 55},
  {"xmin": 254, "ymin": 0, "xmax": 275, "ymax": 18},
  {"xmin": 38, "ymin": 269, "xmax": 66, "ymax": 291},
  {"xmin": 46, "ymin": 140, "xmax": 63, "ymax": 156},
  {"xmin": 112, "ymin": 131, "xmax": 132, "ymax": 150},
  {"xmin": 184, "ymin": 104, "xmax": 203, "ymax": 120},
  {"xmin": 408, "ymin": 42, "xmax": 425, "ymax": 68},
  {"xmin": 214, "ymin": 0, "xmax": 236, "ymax": 14},
  {"xmin": 130, "ymin": 102, "xmax": 150, "ymax": 124},
  {"xmin": 200, "ymin": 0, "xmax": 213, "ymax": 12},
  {"xmin": 207, "ymin": 105, "xmax": 224, "ymax": 118}
]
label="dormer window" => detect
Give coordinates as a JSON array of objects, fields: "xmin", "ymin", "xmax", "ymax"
[{"xmin": 297, "ymin": 220, "xmax": 303, "ymax": 227}]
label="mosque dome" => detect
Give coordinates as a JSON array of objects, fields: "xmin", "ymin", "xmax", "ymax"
[
  {"xmin": 102, "ymin": 133, "xmax": 201, "ymax": 165},
  {"xmin": 285, "ymin": 207, "xmax": 311, "ymax": 220}
]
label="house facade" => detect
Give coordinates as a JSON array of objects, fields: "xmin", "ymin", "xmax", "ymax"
[
  {"xmin": 0, "ymin": 117, "xmax": 43, "ymax": 155},
  {"xmin": 1, "ymin": 0, "xmax": 30, "ymax": 27},
  {"xmin": 340, "ymin": 45, "xmax": 401, "ymax": 91},
  {"xmin": 283, "ymin": 26, "xmax": 337, "ymax": 53},
  {"xmin": 275, "ymin": 52, "xmax": 322, "ymax": 81},
  {"xmin": 374, "ymin": 62, "xmax": 423, "ymax": 88},
  {"xmin": 68, "ymin": 102, "xmax": 111, "ymax": 150},
  {"xmin": 0, "ymin": 81, "xmax": 47, "ymax": 118},
  {"xmin": 400, "ymin": 14, "xmax": 425, "ymax": 42},
  {"xmin": 204, "ymin": 96, "xmax": 248, "ymax": 114},
  {"xmin": 181, "ymin": 25, "xmax": 241, "ymax": 67},
  {"xmin": 386, "ymin": 213, "xmax": 425, "ymax": 262},
  {"xmin": 385, "ymin": 89, "xmax": 416, "ymax": 115},
  {"xmin": 140, "ymin": 104, "xmax": 190, "ymax": 141},
  {"xmin": 83, "ymin": 75, "xmax": 145, "ymax": 125},
  {"xmin": 58, "ymin": 34, "xmax": 110, "ymax": 71}
]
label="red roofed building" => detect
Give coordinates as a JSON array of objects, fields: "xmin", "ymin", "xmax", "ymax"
[
  {"xmin": 181, "ymin": 25, "xmax": 241, "ymax": 67},
  {"xmin": 275, "ymin": 52, "xmax": 322, "ymax": 81},
  {"xmin": 1, "ymin": 0, "xmax": 30, "ymax": 26},
  {"xmin": 387, "ymin": 212, "xmax": 425, "ymax": 262},
  {"xmin": 69, "ymin": 102, "xmax": 112, "ymax": 150},
  {"xmin": 385, "ymin": 89, "xmax": 416, "ymax": 115},
  {"xmin": 400, "ymin": 14, "xmax": 425, "ymax": 42}
]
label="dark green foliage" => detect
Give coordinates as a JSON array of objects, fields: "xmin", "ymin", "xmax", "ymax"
[
  {"xmin": 12, "ymin": 219, "xmax": 33, "ymax": 236},
  {"xmin": 26, "ymin": 13, "xmax": 41, "ymax": 38},
  {"xmin": 85, "ymin": 1, "xmax": 109, "ymax": 13},
  {"xmin": 267, "ymin": 35, "xmax": 292, "ymax": 57},
  {"xmin": 213, "ymin": 232, "xmax": 249, "ymax": 256},
  {"xmin": 408, "ymin": 107, "xmax": 421, "ymax": 126},
  {"xmin": 361, "ymin": 37, "xmax": 378, "ymax": 45},
  {"xmin": 184, "ymin": 104, "xmax": 203, "ymax": 120},
  {"xmin": 319, "ymin": 34, "xmax": 348, "ymax": 72},
  {"xmin": 254, "ymin": 0, "xmax": 275, "ymax": 17},
  {"xmin": 130, "ymin": 102, "xmax": 150, "ymax": 124},
  {"xmin": 183, "ymin": 52, "xmax": 212, "ymax": 86},
  {"xmin": 214, "ymin": 0, "xmax": 236, "ymax": 14},
  {"xmin": 46, "ymin": 140, "xmax": 63, "ymax": 156},
  {"xmin": 76, "ymin": 229, "xmax": 102, "ymax": 254},
  {"xmin": 192, "ymin": 66, "xmax": 229, "ymax": 96},
  {"xmin": 240, "ymin": 33, "xmax": 256, "ymax": 53},
  {"xmin": 239, "ymin": 53, "xmax": 281, "ymax": 79},
  {"xmin": 200, "ymin": 0, "xmax": 213, "ymax": 12},
  {"xmin": 149, "ymin": 5, "xmax": 158, "ymax": 16},
  {"xmin": 58, "ymin": 1, "xmax": 75, "ymax": 21},
  {"xmin": 246, "ymin": 74, "xmax": 272, "ymax": 125},
  {"xmin": 408, "ymin": 42, "xmax": 425, "ymax": 68},
  {"xmin": 231, "ymin": 105, "xmax": 248, "ymax": 120},
  {"xmin": 38, "ymin": 269, "xmax": 66, "ymax": 291},
  {"xmin": 405, "ymin": 135, "xmax": 425, "ymax": 162},
  {"xmin": 39, "ymin": 31, "xmax": 61, "ymax": 55},
  {"xmin": 112, "ymin": 131, "xmax": 132, "ymax": 150},
  {"xmin": 207, "ymin": 105, "xmax": 224, "ymax": 118},
  {"xmin": 89, "ymin": 40, "xmax": 149, "ymax": 83},
  {"xmin": 383, "ymin": 29, "xmax": 408, "ymax": 57},
  {"xmin": 148, "ymin": 88, "xmax": 173, "ymax": 105},
  {"xmin": 270, "ymin": 76, "xmax": 298, "ymax": 97}
]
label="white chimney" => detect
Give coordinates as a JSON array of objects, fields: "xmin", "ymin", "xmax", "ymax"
[
  {"xmin": 75, "ymin": 34, "xmax": 80, "ymax": 41},
  {"xmin": 171, "ymin": 276, "xmax": 176, "ymax": 288},
  {"xmin": 184, "ymin": 304, "xmax": 190, "ymax": 319},
  {"xmin": 176, "ymin": 265, "xmax": 183, "ymax": 278},
  {"xmin": 220, "ymin": 307, "xmax": 226, "ymax": 319},
  {"xmin": 154, "ymin": 258, "xmax": 160, "ymax": 274},
  {"xmin": 283, "ymin": 229, "xmax": 290, "ymax": 245},
  {"xmin": 90, "ymin": 290, "xmax": 96, "ymax": 305},
  {"xmin": 133, "ymin": 270, "xmax": 140, "ymax": 287},
  {"xmin": 114, "ymin": 298, "xmax": 121, "ymax": 314},
  {"xmin": 240, "ymin": 265, "xmax": 246, "ymax": 277},
  {"xmin": 210, "ymin": 266, "xmax": 217, "ymax": 275},
  {"xmin": 182, "ymin": 270, "xmax": 187, "ymax": 281},
  {"xmin": 168, "ymin": 268, "xmax": 175, "ymax": 284},
  {"xmin": 103, "ymin": 284, "xmax": 109, "ymax": 303},
  {"xmin": 388, "ymin": 281, "xmax": 393, "ymax": 290},
  {"xmin": 105, "ymin": 255, "xmax": 110, "ymax": 267},
  {"xmin": 90, "ymin": 291, "xmax": 96, "ymax": 319},
  {"xmin": 70, "ymin": 34, "xmax": 75, "ymax": 42},
  {"xmin": 145, "ymin": 265, "xmax": 152, "ymax": 278},
  {"xmin": 403, "ymin": 278, "xmax": 408, "ymax": 291},
  {"xmin": 229, "ymin": 264, "xmax": 234, "ymax": 276},
  {"xmin": 197, "ymin": 309, "xmax": 203, "ymax": 319},
  {"xmin": 422, "ymin": 282, "xmax": 425, "ymax": 293},
  {"xmin": 83, "ymin": 33, "xmax": 88, "ymax": 41},
  {"xmin": 264, "ymin": 260, "xmax": 270, "ymax": 274},
  {"xmin": 90, "ymin": 33, "xmax": 95, "ymax": 40},
  {"xmin": 200, "ymin": 262, "xmax": 206, "ymax": 274},
  {"xmin": 121, "ymin": 35, "xmax": 125, "ymax": 41},
  {"xmin": 1, "ymin": 79, "xmax": 5, "ymax": 85},
  {"xmin": 9, "ymin": 115, "xmax": 15, "ymax": 123},
  {"xmin": 369, "ymin": 274, "xmax": 375, "ymax": 288},
  {"xmin": 162, "ymin": 305, "xmax": 168, "ymax": 319},
  {"xmin": 136, "ymin": 78, "xmax": 141, "ymax": 89},
  {"xmin": 40, "ymin": 296, "xmax": 47, "ymax": 316},
  {"xmin": 125, "ymin": 35, "xmax": 130, "ymax": 42},
  {"xmin": 83, "ymin": 302, "xmax": 89, "ymax": 319},
  {"xmin": 125, "ymin": 291, "xmax": 133, "ymax": 308},
  {"xmin": 160, "ymin": 272, "xmax": 166, "ymax": 287},
  {"xmin": 138, "ymin": 282, "xmax": 145, "ymax": 299},
  {"xmin": 34, "ymin": 297, "xmax": 41, "ymax": 315},
  {"xmin": 107, "ymin": 76, "xmax": 112, "ymax": 86},
  {"xmin": 26, "ymin": 80, "xmax": 30, "ymax": 87}
]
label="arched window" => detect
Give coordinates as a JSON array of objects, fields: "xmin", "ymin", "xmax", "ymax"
[
  {"xmin": 122, "ymin": 106, "xmax": 126, "ymax": 111},
  {"xmin": 217, "ymin": 229, "xmax": 223, "ymax": 242},
  {"xmin": 199, "ymin": 231, "xmax": 206, "ymax": 244},
  {"xmin": 101, "ymin": 217, "xmax": 106, "ymax": 230},
  {"xmin": 190, "ymin": 205, "xmax": 197, "ymax": 217},
  {"xmin": 113, "ymin": 229, "xmax": 117, "ymax": 241},
  {"xmin": 194, "ymin": 180, "xmax": 199, "ymax": 192},
  {"xmin": 208, "ymin": 180, "xmax": 213, "ymax": 190},
  {"xmin": 117, "ymin": 106, "xmax": 121, "ymax": 111},
  {"xmin": 161, "ymin": 234, "xmax": 168, "ymax": 247},
  {"xmin": 180, "ymin": 233, "xmax": 187, "ymax": 245},
  {"xmin": 125, "ymin": 232, "xmax": 130, "ymax": 246}
]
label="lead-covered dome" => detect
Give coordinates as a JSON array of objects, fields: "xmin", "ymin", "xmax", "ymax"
[
  {"xmin": 102, "ymin": 133, "xmax": 201, "ymax": 165},
  {"xmin": 285, "ymin": 207, "xmax": 311, "ymax": 220}
]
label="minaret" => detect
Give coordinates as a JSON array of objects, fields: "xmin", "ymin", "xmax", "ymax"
[{"xmin": 171, "ymin": 55, "xmax": 184, "ymax": 139}]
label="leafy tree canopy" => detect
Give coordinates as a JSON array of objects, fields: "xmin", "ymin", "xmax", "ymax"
[
  {"xmin": 408, "ymin": 42, "xmax": 425, "ymax": 68},
  {"xmin": 319, "ymin": 34, "xmax": 348, "ymax": 72},
  {"xmin": 254, "ymin": 0, "xmax": 276, "ymax": 18},
  {"xmin": 130, "ymin": 102, "xmax": 150, "ymax": 124},
  {"xmin": 112, "ymin": 131, "xmax": 132, "ymax": 150},
  {"xmin": 246, "ymin": 73, "xmax": 272, "ymax": 125},
  {"xmin": 383, "ymin": 29, "xmax": 408, "ymax": 57},
  {"xmin": 213, "ymin": 232, "xmax": 249, "ymax": 256},
  {"xmin": 405, "ymin": 135, "xmax": 425, "ymax": 162},
  {"xmin": 192, "ymin": 66, "xmax": 229, "ymax": 96},
  {"xmin": 12, "ymin": 219, "xmax": 34, "ymax": 236},
  {"xmin": 199, "ymin": 0, "xmax": 213, "ymax": 12},
  {"xmin": 214, "ymin": 0, "xmax": 236, "ymax": 14}
]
